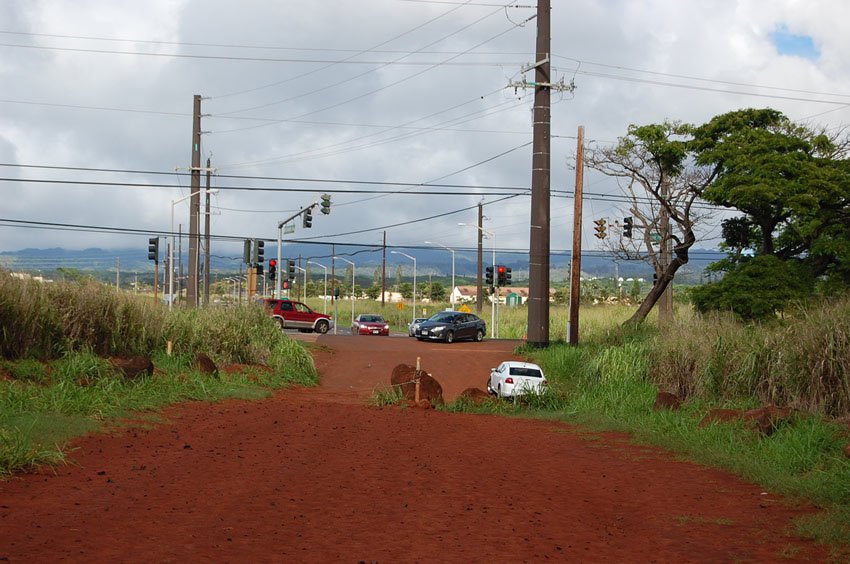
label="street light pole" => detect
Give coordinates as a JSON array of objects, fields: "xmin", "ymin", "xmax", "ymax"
[
  {"xmin": 424, "ymin": 241, "xmax": 455, "ymax": 307},
  {"xmin": 294, "ymin": 265, "xmax": 306, "ymax": 303},
  {"xmin": 170, "ymin": 188, "xmax": 218, "ymax": 311},
  {"xmin": 391, "ymin": 251, "xmax": 417, "ymax": 322},
  {"xmin": 307, "ymin": 261, "xmax": 328, "ymax": 314},
  {"xmin": 334, "ymin": 256, "xmax": 356, "ymax": 327},
  {"xmin": 459, "ymin": 223, "xmax": 495, "ymax": 336}
]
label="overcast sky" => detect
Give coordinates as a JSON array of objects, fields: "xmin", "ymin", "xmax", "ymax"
[{"xmin": 1, "ymin": 0, "xmax": 848, "ymax": 266}]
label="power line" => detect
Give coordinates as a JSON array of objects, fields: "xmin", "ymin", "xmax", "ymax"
[
  {"xmin": 559, "ymin": 67, "xmax": 850, "ymax": 106},
  {"xmin": 0, "ymin": 176, "xmax": 527, "ymax": 196},
  {"xmin": 210, "ymin": 16, "xmax": 530, "ymax": 137},
  {"xmin": 0, "ymin": 41, "xmax": 525, "ymax": 66},
  {"xmin": 552, "ymin": 54, "xmax": 850, "ymax": 100},
  {"xmin": 215, "ymin": 0, "xmax": 491, "ymax": 110}
]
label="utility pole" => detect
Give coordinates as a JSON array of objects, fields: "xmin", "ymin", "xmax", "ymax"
[
  {"xmin": 115, "ymin": 257, "xmax": 120, "ymax": 290},
  {"xmin": 476, "ymin": 202, "xmax": 483, "ymax": 314},
  {"xmin": 568, "ymin": 126, "xmax": 585, "ymax": 345},
  {"xmin": 507, "ymin": 1, "xmax": 574, "ymax": 347},
  {"xmin": 203, "ymin": 157, "xmax": 212, "ymax": 306},
  {"xmin": 381, "ymin": 231, "xmax": 387, "ymax": 307},
  {"xmin": 187, "ymin": 94, "xmax": 202, "ymax": 307},
  {"xmin": 178, "ymin": 224, "xmax": 183, "ymax": 304},
  {"xmin": 527, "ymin": 0, "xmax": 552, "ymax": 347}
]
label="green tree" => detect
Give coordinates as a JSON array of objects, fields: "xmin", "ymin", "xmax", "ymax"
[
  {"xmin": 429, "ymin": 281, "xmax": 446, "ymax": 302},
  {"xmin": 365, "ymin": 284, "xmax": 381, "ymax": 300},
  {"xmin": 693, "ymin": 108, "xmax": 850, "ymax": 287},
  {"xmin": 690, "ymin": 255, "xmax": 814, "ymax": 320},
  {"xmin": 399, "ymin": 282, "xmax": 413, "ymax": 299}
]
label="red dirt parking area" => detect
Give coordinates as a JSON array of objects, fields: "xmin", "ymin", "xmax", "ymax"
[{"xmin": 0, "ymin": 335, "xmax": 829, "ymax": 562}]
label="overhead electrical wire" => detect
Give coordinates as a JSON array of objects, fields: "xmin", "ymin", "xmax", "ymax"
[
  {"xmin": 216, "ymin": 96, "xmax": 528, "ymax": 168},
  {"xmin": 0, "ymin": 217, "xmax": 730, "ymax": 263},
  {"xmin": 215, "ymin": 0, "xmax": 490, "ymax": 112},
  {"xmin": 335, "ymin": 140, "xmax": 532, "ymax": 209},
  {"xmin": 210, "ymin": 12, "xmax": 533, "ymax": 136},
  {"xmin": 0, "ymin": 163, "xmax": 724, "ymax": 211},
  {"xmin": 213, "ymin": 87, "xmax": 521, "ymax": 166},
  {"xmin": 0, "ymin": 41, "xmax": 526, "ymax": 67}
]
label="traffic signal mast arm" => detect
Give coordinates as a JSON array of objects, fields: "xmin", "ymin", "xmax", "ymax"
[{"xmin": 277, "ymin": 202, "xmax": 318, "ymax": 231}]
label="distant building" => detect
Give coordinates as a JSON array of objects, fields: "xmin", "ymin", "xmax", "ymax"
[{"xmin": 450, "ymin": 285, "xmax": 555, "ymax": 305}]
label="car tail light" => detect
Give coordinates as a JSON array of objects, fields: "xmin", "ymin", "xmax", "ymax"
[{"xmin": 505, "ymin": 377, "xmax": 514, "ymax": 384}]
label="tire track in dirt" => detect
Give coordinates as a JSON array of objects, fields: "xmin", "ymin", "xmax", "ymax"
[{"xmin": 0, "ymin": 335, "xmax": 828, "ymax": 562}]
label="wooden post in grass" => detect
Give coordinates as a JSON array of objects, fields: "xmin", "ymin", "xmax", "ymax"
[{"xmin": 415, "ymin": 356, "xmax": 421, "ymax": 404}]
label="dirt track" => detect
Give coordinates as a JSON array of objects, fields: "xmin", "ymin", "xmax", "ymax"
[{"xmin": 0, "ymin": 335, "xmax": 828, "ymax": 562}]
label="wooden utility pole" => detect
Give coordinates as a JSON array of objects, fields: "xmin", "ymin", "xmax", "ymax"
[
  {"xmin": 527, "ymin": 0, "xmax": 552, "ymax": 347},
  {"xmin": 476, "ymin": 202, "xmax": 483, "ymax": 313},
  {"xmin": 187, "ymin": 94, "xmax": 202, "ymax": 307},
  {"xmin": 568, "ymin": 126, "xmax": 585, "ymax": 345},
  {"xmin": 381, "ymin": 231, "xmax": 387, "ymax": 307},
  {"xmin": 203, "ymin": 157, "xmax": 212, "ymax": 306}
]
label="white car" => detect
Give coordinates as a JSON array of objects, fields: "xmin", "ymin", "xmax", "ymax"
[
  {"xmin": 407, "ymin": 318, "xmax": 428, "ymax": 337},
  {"xmin": 487, "ymin": 361, "xmax": 548, "ymax": 398}
]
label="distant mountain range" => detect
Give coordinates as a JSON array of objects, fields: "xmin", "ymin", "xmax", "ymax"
[{"xmin": 0, "ymin": 245, "xmax": 726, "ymax": 285}]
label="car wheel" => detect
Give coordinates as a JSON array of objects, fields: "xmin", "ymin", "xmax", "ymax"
[
  {"xmin": 315, "ymin": 320, "xmax": 329, "ymax": 334},
  {"xmin": 486, "ymin": 377, "xmax": 494, "ymax": 395},
  {"xmin": 445, "ymin": 330, "xmax": 454, "ymax": 343},
  {"xmin": 474, "ymin": 329, "xmax": 484, "ymax": 342},
  {"xmin": 275, "ymin": 317, "xmax": 285, "ymax": 330}
]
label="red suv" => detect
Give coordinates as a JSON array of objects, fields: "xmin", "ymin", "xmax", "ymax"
[{"xmin": 264, "ymin": 299, "xmax": 333, "ymax": 334}]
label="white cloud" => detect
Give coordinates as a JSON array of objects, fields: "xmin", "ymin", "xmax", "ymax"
[{"xmin": 1, "ymin": 0, "xmax": 848, "ymax": 260}]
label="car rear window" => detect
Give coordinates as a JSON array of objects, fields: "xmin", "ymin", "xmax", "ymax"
[{"xmin": 509, "ymin": 367, "xmax": 543, "ymax": 378}]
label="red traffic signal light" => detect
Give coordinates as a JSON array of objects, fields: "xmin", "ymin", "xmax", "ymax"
[
  {"xmin": 268, "ymin": 259, "xmax": 277, "ymax": 281},
  {"xmin": 497, "ymin": 264, "xmax": 507, "ymax": 285}
]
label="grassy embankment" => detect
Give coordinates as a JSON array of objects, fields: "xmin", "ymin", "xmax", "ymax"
[
  {"xmin": 0, "ymin": 273, "xmax": 316, "ymax": 477},
  {"xmin": 438, "ymin": 299, "xmax": 850, "ymax": 551}
]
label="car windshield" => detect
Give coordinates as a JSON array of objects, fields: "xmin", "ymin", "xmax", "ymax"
[
  {"xmin": 429, "ymin": 312, "xmax": 458, "ymax": 322},
  {"xmin": 362, "ymin": 315, "xmax": 384, "ymax": 323},
  {"xmin": 509, "ymin": 367, "xmax": 543, "ymax": 378}
]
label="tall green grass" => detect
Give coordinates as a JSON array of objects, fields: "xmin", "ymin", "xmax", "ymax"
[
  {"xmin": 1, "ymin": 272, "xmax": 318, "ymax": 476},
  {"xmin": 0, "ymin": 274, "xmax": 164, "ymax": 359},
  {"xmin": 443, "ymin": 296, "xmax": 850, "ymax": 548},
  {"xmin": 649, "ymin": 297, "xmax": 850, "ymax": 417}
]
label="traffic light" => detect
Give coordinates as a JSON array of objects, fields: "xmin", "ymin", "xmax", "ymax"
[
  {"xmin": 253, "ymin": 239, "xmax": 264, "ymax": 264},
  {"xmin": 268, "ymin": 259, "xmax": 277, "ymax": 281},
  {"xmin": 147, "ymin": 237, "xmax": 159, "ymax": 263},
  {"xmin": 497, "ymin": 265, "xmax": 506, "ymax": 286},
  {"xmin": 623, "ymin": 217, "xmax": 634, "ymax": 238},
  {"xmin": 485, "ymin": 265, "xmax": 494, "ymax": 286},
  {"xmin": 243, "ymin": 239, "xmax": 252, "ymax": 264},
  {"xmin": 320, "ymin": 194, "xmax": 331, "ymax": 215},
  {"xmin": 287, "ymin": 259, "xmax": 296, "ymax": 281},
  {"xmin": 303, "ymin": 207, "xmax": 313, "ymax": 229},
  {"xmin": 282, "ymin": 280, "xmax": 290, "ymax": 290},
  {"xmin": 504, "ymin": 266, "xmax": 512, "ymax": 285},
  {"xmin": 594, "ymin": 218, "xmax": 607, "ymax": 239},
  {"xmin": 256, "ymin": 263, "xmax": 264, "ymax": 276}
]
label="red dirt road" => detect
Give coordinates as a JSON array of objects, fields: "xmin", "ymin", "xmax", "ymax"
[{"xmin": 0, "ymin": 335, "xmax": 828, "ymax": 562}]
